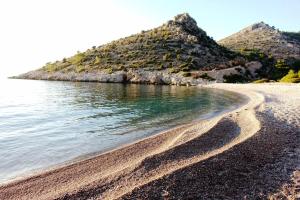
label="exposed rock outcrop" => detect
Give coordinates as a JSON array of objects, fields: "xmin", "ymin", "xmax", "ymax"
[
  {"xmin": 201, "ymin": 61, "xmax": 262, "ymax": 82},
  {"xmin": 17, "ymin": 69, "xmax": 210, "ymax": 86}
]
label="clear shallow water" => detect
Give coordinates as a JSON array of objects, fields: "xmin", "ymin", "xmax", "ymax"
[{"xmin": 0, "ymin": 78, "xmax": 246, "ymax": 183}]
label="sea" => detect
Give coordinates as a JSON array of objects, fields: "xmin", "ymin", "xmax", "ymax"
[{"xmin": 0, "ymin": 78, "xmax": 246, "ymax": 183}]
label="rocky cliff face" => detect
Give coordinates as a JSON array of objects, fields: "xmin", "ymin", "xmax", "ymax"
[
  {"xmin": 16, "ymin": 13, "xmax": 250, "ymax": 84},
  {"xmin": 219, "ymin": 22, "xmax": 300, "ymax": 60}
]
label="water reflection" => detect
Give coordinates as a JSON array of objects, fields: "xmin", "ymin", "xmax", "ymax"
[{"xmin": 0, "ymin": 79, "xmax": 246, "ymax": 183}]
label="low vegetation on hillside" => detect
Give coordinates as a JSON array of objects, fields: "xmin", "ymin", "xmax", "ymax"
[
  {"xmin": 219, "ymin": 22, "xmax": 300, "ymax": 61},
  {"xmin": 40, "ymin": 13, "xmax": 241, "ymax": 76},
  {"xmin": 236, "ymin": 49, "xmax": 299, "ymax": 83},
  {"xmin": 219, "ymin": 23, "xmax": 300, "ymax": 83},
  {"xmin": 17, "ymin": 15, "xmax": 299, "ymax": 84}
]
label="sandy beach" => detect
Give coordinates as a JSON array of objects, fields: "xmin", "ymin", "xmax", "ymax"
[{"xmin": 0, "ymin": 83, "xmax": 299, "ymax": 200}]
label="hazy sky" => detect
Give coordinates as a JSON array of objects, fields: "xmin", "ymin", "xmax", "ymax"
[{"xmin": 0, "ymin": 0, "xmax": 299, "ymax": 77}]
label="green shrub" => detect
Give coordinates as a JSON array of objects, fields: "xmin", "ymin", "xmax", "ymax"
[
  {"xmin": 106, "ymin": 68, "xmax": 114, "ymax": 74},
  {"xmin": 70, "ymin": 52, "xmax": 86, "ymax": 65},
  {"xmin": 179, "ymin": 63, "xmax": 189, "ymax": 68},
  {"xmin": 280, "ymin": 70, "xmax": 300, "ymax": 83},
  {"xmin": 223, "ymin": 74, "xmax": 249, "ymax": 83},
  {"xmin": 240, "ymin": 49, "xmax": 262, "ymax": 60},
  {"xmin": 43, "ymin": 62, "xmax": 55, "ymax": 72},
  {"xmin": 269, "ymin": 59, "xmax": 300, "ymax": 80},
  {"xmin": 275, "ymin": 59, "xmax": 290, "ymax": 69},
  {"xmin": 94, "ymin": 56, "xmax": 101, "ymax": 65},
  {"xmin": 168, "ymin": 68, "xmax": 180, "ymax": 73},
  {"xmin": 253, "ymin": 79, "xmax": 269, "ymax": 83},
  {"xmin": 181, "ymin": 67, "xmax": 190, "ymax": 72},
  {"xmin": 106, "ymin": 68, "xmax": 113, "ymax": 74},
  {"xmin": 182, "ymin": 72, "xmax": 191, "ymax": 77},
  {"xmin": 131, "ymin": 63, "xmax": 140, "ymax": 68},
  {"xmin": 117, "ymin": 65, "xmax": 124, "ymax": 71},
  {"xmin": 175, "ymin": 49, "xmax": 181, "ymax": 54},
  {"xmin": 43, "ymin": 62, "xmax": 65, "ymax": 72},
  {"xmin": 157, "ymin": 64, "xmax": 164, "ymax": 70},
  {"xmin": 163, "ymin": 53, "xmax": 171, "ymax": 61},
  {"xmin": 199, "ymin": 73, "xmax": 215, "ymax": 81},
  {"xmin": 75, "ymin": 65, "xmax": 85, "ymax": 73},
  {"xmin": 179, "ymin": 62, "xmax": 192, "ymax": 71}
]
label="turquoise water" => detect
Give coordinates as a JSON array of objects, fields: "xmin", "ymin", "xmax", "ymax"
[{"xmin": 0, "ymin": 79, "xmax": 246, "ymax": 183}]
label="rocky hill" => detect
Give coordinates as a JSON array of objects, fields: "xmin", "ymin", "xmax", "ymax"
[
  {"xmin": 16, "ymin": 13, "xmax": 250, "ymax": 85},
  {"xmin": 219, "ymin": 22, "xmax": 300, "ymax": 60}
]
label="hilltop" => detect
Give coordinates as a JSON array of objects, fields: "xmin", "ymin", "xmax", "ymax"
[
  {"xmin": 16, "ymin": 13, "xmax": 255, "ymax": 85},
  {"xmin": 219, "ymin": 22, "xmax": 300, "ymax": 60},
  {"xmin": 219, "ymin": 22, "xmax": 300, "ymax": 83}
]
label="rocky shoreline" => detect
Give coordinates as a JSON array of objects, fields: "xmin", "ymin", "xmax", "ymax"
[
  {"xmin": 13, "ymin": 61, "xmax": 262, "ymax": 86},
  {"xmin": 14, "ymin": 69, "xmax": 207, "ymax": 86}
]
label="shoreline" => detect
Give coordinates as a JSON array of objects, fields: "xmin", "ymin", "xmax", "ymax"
[
  {"xmin": 11, "ymin": 60, "xmax": 262, "ymax": 86},
  {"xmin": 0, "ymin": 83, "xmax": 299, "ymax": 199},
  {"xmin": 0, "ymin": 83, "xmax": 246, "ymax": 186}
]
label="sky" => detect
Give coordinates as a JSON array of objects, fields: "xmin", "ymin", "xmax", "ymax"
[{"xmin": 0, "ymin": 0, "xmax": 299, "ymax": 77}]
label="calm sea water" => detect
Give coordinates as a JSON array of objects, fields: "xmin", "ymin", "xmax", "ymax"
[{"xmin": 0, "ymin": 78, "xmax": 246, "ymax": 183}]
